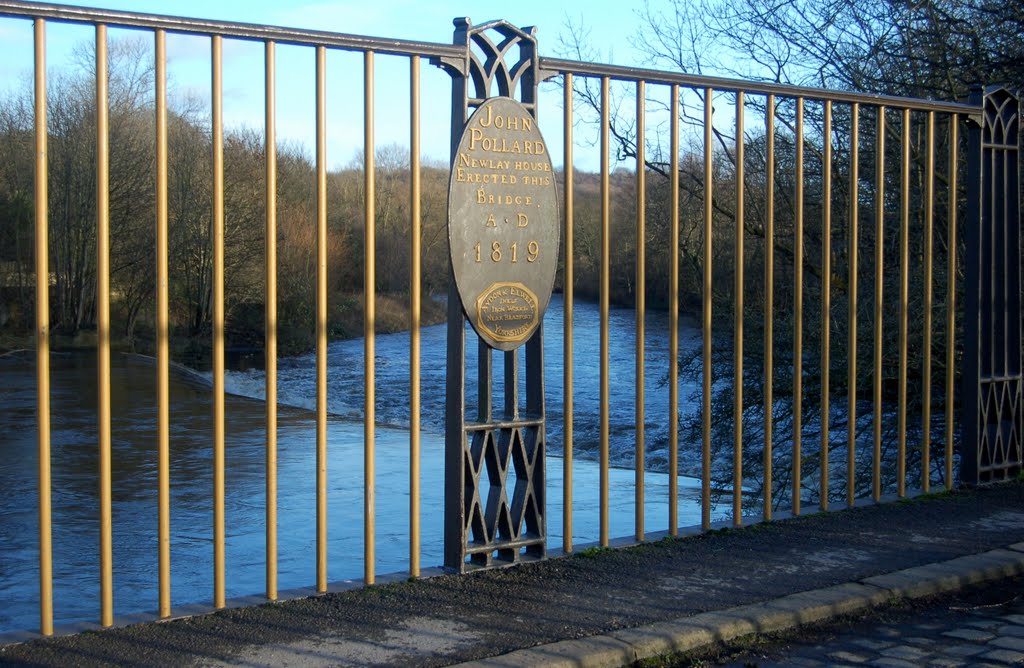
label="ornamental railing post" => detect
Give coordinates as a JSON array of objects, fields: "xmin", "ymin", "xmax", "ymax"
[
  {"xmin": 435, "ymin": 19, "xmax": 559, "ymax": 572},
  {"xmin": 961, "ymin": 85, "xmax": 1023, "ymax": 485}
]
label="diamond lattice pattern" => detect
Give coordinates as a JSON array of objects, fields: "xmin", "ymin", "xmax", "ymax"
[
  {"xmin": 978, "ymin": 379, "xmax": 1023, "ymax": 482},
  {"xmin": 462, "ymin": 426, "xmax": 544, "ymax": 566}
]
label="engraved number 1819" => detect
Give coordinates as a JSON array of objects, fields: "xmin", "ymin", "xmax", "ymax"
[{"xmin": 474, "ymin": 240, "xmax": 539, "ymax": 263}]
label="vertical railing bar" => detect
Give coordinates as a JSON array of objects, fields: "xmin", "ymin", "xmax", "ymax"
[
  {"xmin": 999, "ymin": 131, "xmax": 1007, "ymax": 383},
  {"xmin": 764, "ymin": 94, "xmax": 775, "ymax": 521},
  {"xmin": 898, "ymin": 107, "xmax": 910, "ymax": 498},
  {"xmin": 1006, "ymin": 124, "xmax": 1015, "ymax": 384},
  {"xmin": 873, "ymin": 105, "xmax": 885, "ymax": 503},
  {"xmin": 945, "ymin": 115, "xmax": 957, "ymax": 490},
  {"xmin": 1002, "ymin": 127, "xmax": 1011, "ymax": 379},
  {"xmin": 733, "ymin": 91, "xmax": 744, "ymax": 527},
  {"xmin": 701, "ymin": 86, "xmax": 713, "ymax": 531},
  {"xmin": 989, "ymin": 143, "xmax": 996, "ymax": 379},
  {"xmin": 478, "ymin": 341, "xmax": 491, "ymax": 421},
  {"xmin": 980, "ymin": 139, "xmax": 989, "ymax": 384},
  {"xmin": 95, "ymin": 22, "xmax": 113, "ymax": 628},
  {"xmin": 962, "ymin": 88, "xmax": 978, "ymax": 483},
  {"xmin": 364, "ymin": 49, "xmax": 376, "ymax": 585},
  {"xmin": 315, "ymin": 44, "xmax": 328, "ymax": 593},
  {"xmin": 997, "ymin": 131, "xmax": 1003, "ymax": 379},
  {"xmin": 155, "ymin": 28, "xmax": 171, "ymax": 619},
  {"xmin": 562, "ymin": 73, "xmax": 574, "ymax": 554},
  {"xmin": 847, "ymin": 102, "xmax": 859, "ymax": 508},
  {"xmin": 922, "ymin": 111, "xmax": 935, "ymax": 493},
  {"xmin": 34, "ymin": 17, "xmax": 53, "ymax": 636},
  {"xmin": 264, "ymin": 39, "xmax": 278, "ymax": 601},
  {"xmin": 793, "ymin": 96, "xmax": 804, "ymax": 516},
  {"xmin": 635, "ymin": 80, "xmax": 645, "ymax": 542},
  {"xmin": 504, "ymin": 350, "xmax": 518, "ymax": 419},
  {"xmin": 211, "ymin": 33, "xmax": 226, "ymax": 610},
  {"xmin": 409, "ymin": 55, "xmax": 421, "ymax": 577},
  {"xmin": 599, "ymin": 75, "xmax": 610, "ymax": 547},
  {"xmin": 820, "ymin": 100, "xmax": 832, "ymax": 512},
  {"xmin": 669, "ymin": 85, "xmax": 680, "ymax": 534}
]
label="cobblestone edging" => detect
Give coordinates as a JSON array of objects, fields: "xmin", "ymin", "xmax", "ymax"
[{"xmin": 458, "ymin": 544, "xmax": 1024, "ymax": 667}]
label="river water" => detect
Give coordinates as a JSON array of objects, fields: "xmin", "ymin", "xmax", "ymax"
[
  {"xmin": 0, "ymin": 296, "xmax": 718, "ymax": 633},
  {"xmin": 223, "ymin": 296, "xmax": 705, "ymax": 470}
]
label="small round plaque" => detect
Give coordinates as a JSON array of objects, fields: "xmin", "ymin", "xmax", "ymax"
[{"xmin": 476, "ymin": 281, "xmax": 539, "ymax": 343}]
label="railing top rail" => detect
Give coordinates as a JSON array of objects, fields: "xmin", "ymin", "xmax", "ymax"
[
  {"xmin": 541, "ymin": 57, "xmax": 980, "ymax": 115},
  {"xmin": 0, "ymin": 0, "xmax": 980, "ymax": 114},
  {"xmin": 0, "ymin": 0, "xmax": 465, "ymax": 59}
]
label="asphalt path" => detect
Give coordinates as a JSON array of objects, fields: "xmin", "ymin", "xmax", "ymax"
[{"xmin": 3, "ymin": 482, "xmax": 1024, "ymax": 667}]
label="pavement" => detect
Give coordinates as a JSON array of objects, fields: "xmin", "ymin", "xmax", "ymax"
[
  {"xmin": 3, "ymin": 482, "xmax": 1024, "ymax": 667},
  {"xmin": 709, "ymin": 573, "xmax": 1024, "ymax": 667}
]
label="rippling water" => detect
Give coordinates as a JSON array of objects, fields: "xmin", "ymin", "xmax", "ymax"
[
  {"xmin": 222, "ymin": 296, "xmax": 705, "ymax": 470},
  {"xmin": 0, "ymin": 297, "xmax": 711, "ymax": 633}
]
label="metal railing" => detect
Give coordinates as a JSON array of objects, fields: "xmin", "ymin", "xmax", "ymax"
[
  {"xmin": 0, "ymin": 0, "xmax": 462, "ymax": 634},
  {"xmin": 0, "ymin": 0, "xmax": 1018, "ymax": 639},
  {"xmin": 543, "ymin": 61, "xmax": 978, "ymax": 542}
]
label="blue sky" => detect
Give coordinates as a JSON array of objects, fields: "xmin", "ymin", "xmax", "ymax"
[{"xmin": 0, "ymin": 0, "xmax": 650, "ymax": 168}]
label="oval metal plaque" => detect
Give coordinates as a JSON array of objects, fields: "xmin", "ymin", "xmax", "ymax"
[{"xmin": 448, "ymin": 97, "xmax": 560, "ymax": 351}]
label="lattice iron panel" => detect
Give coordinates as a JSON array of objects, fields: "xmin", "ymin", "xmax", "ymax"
[
  {"xmin": 463, "ymin": 425, "xmax": 545, "ymax": 566},
  {"xmin": 977, "ymin": 379, "xmax": 1023, "ymax": 482}
]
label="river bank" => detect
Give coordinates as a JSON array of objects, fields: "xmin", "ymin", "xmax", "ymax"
[{"xmin": 0, "ymin": 291, "xmax": 448, "ymax": 370}]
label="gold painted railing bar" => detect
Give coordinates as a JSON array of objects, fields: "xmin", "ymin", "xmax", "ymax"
[
  {"xmin": 873, "ymin": 105, "xmax": 886, "ymax": 504},
  {"xmin": 562, "ymin": 73, "xmax": 575, "ymax": 554},
  {"xmin": 635, "ymin": 79, "xmax": 646, "ymax": 543},
  {"xmin": 95, "ymin": 22, "xmax": 112, "ymax": 627},
  {"xmin": 264, "ymin": 38, "xmax": 278, "ymax": 602},
  {"xmin": 764, "ymin": 94, "xmax": 775, "ymax": 522},
  {"xmin": 847, "ymin": 103, "xmax": 859, "ymax": 509},
  {"xmin": 316, "ymin": 44, "xmax": 329, "ymax": 593},
  {"xmin": 734, "ymin": 91, "xmax": 745, "ymax": 528},
  {"xmin": 410, "ymin": 54, "xmax": 423, "ymax": 578},
  {"xmin": 364, "ymin": 49, "xmax": 376, "ymax": 586},
  {"xmin": 702, "ymin": 87, "xmax": 713, "ymax": 532},
  {"xmin": 669, "ymin": 84, "xmax": 680, "ymax": 535},
  {"xmin": 211, "ymin": 32, "xmax": 226, "ymax": 611},
  {"xmin": 600, "ymin": 75, "xmax": 611, "ymax": 548},
  {"xmin": 33, "ymin": 15, "xmax": 52, "ymax": 637},
  {"xmin": 793, "ymin": 97, "xmax": 804, "ymax": 517},
  {"xmin": 154, "ymin": 27, "xmax": 171, "ymax": 620},
  {"xmin": 946, "ymin": 117, "xmax": 958, "ymax": 491}
]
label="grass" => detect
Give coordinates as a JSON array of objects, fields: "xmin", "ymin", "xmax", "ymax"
[{"xmin": 573, "ymin": 546, "xmax": 608, "ymax": 559}]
